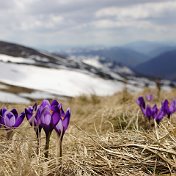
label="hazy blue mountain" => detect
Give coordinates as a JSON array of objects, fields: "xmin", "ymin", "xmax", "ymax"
[
  {"xmin": 64, "ymin": 46, "xmax": 150, "ymax": 68},
  {"xmin": 135, "ymin": 50, "xmax": 176, "ymax": 80},
  {"xmin": 125, "ymin": 41, "xmax": 176, "ymax": 58},
  {"xmin": 149, "ymin": 46, "xmax": 176, "ymax": 58}
]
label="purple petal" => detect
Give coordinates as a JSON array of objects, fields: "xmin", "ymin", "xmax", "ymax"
[
  {"xmin": 161, "ymin": 99, "xmax": 172, "ymax": 118},
  {"xmin": 51, "ymin": 100, "xmax": 59, "ymax": 111},
  {"xmin": 51, "ymin": 111, "xmax": 61, "ymax": 127},
  {"xmin": 40, "ymin": 99, "xmax": 50, "ymax": 109},
  {"xmin": 151, "ymin": 104, "xmax": 158, "ymax": 117},
  {"xmin": 11, "ymin": 109, "xmax": 18, "ymax": 119},
  {"xmin": 14, "ymin": 112, "xmax": 25, "ymax": 127},
  {"xmin": 4, "ymin": 112, "xmax": 16, "ymax": 127},
  {"xmin": 169, "ymin": 100, "xmax": 176, "ymax": 114},
  {"xmin": 1, "ymin": 107, "xmax": 7, "ymax": 116},
  {"xmin": 0, "ymin": 107, "xmax": 7, "ymax": 126},
  {"xmin": 25, "ymin": 106, "xmax": 33, "ymax": 120},
  {"xmin": 146, "ymin": 94, "xmax": 153, "ymax": 101},
  {"xmin": 162, "ymin": 99, "xmax": 169, "ymax": 113},
  {"xmin": 145, "ymin": 105, "xmax": 152, "ymax": 119},
  {"xmin": 37, "ymin": 100, "xmax": 50, "ymax": 119},
  {"xmin": 59, "ymin": 104, "xmax": 65, "ymax": 117},
  {"xmin": 154, "ymin": 109, "xmax": 165, "ymax": 124},
  {"xmin": 33, "ymin": 103, "xmax": 37, "ymax": 111},
  {"xmin": 55, "ymin": 119, "xmax": 63, "ymax": 136},
  {"xmin": 136, "ymin": 97, "xmax": 145, "ymax": 109},
  {"xmin": 40, "ymin": 106, "xmax": 51, "ymax": 125},
  {"xmin": 62, "ymin": 108, "xmax": 71, "ymax": 131}
]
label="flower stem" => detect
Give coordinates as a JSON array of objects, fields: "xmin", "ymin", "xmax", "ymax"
[
  {"xmin": 44, "ymin": 132, "xmax": 51, "ymax": 159},
  {"xmin": 59, "ymin": 138, "xmax": 62, "ymax": 158},
  {"xmin": 154, "ymin": 120, "xmax": 159, "ymax": 140},
  {"xmin": 34, "ymin": 128, "xmax": 41, "ymax": 155},
  {"xmin": 6, "ymin": 129, "xmax": 13, "ymax": 140}
]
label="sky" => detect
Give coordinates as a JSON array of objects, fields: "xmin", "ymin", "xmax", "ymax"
[{"xmin": 0, "ymin": 0, "xmax": 176, "ymax": 50}]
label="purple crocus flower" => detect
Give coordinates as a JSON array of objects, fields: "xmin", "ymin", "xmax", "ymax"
[
  {"xmin": 136, "ymin": 96, "xmax": 167, "ymax": 124},
  {"xmin": 35, "ymin": 99, "xmax": 61, "ymax": 158},
  {"xmin": 25, "ymin": 103, "xmax": 42, "ymax": 140},
  {"xmin": 0, "ymin": 107, "xmax": 25, "ymax": 129},
  {"xmin": 55, "ymin": 105, "xmax": 71, "ymax": 140},
  {"xmin": 136, "ymin": 96, "xmax": 146, "ymax": 115},
  {"xmin": 25, "ymin": 103, "xmax": 39, "ymax": 126},
  {"xmin": 39, "ymin": 99, "xmax": 61, "ymax": 135},
  {"xmin": 137, "ymin": 97, "xmax": 153, "ymax": 120},
  {"xmin": 162, "ymin": 99, "xmax": 176, "ymax": 118},
  {"xmin": 55, "ymin": 104, "xmax": 71, "ymax": 157}
]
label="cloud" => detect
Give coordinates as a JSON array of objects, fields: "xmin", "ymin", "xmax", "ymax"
[
  {"xmin": 0, "ymin": 0, "xmax": 175, "ymax": 49},
  {"xmin": 19, "ymin": 15, "xmax": 63, "ymax": 31},
  {"xmin": 96, "ymin": 1, "xmax": 176, "ymax": 21}
]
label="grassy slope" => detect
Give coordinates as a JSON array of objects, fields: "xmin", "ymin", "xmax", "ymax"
[{"xmin": 1, "ymin": 89, "xmax": 176, "ymax": 175}]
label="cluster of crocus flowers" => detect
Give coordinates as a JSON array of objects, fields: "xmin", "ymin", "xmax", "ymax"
[
  {"xmin": 0, "ymin": 99, "xmax": 71, "ymax": 159},
  {"xmin": 25, "ymin": 99, "xmax": 71, "ymax": 158},
  {"xmin": 137, "ymin": 95, "xmax": 176, "ymax": 124}
]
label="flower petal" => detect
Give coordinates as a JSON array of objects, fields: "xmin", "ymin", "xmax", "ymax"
[
  {"xmin": 154, "ymin": 109, "xmax": 165, "ymax": 124},
  {"xmin": 14, "ymin": 112, "xmax": 25, "ymax": 127},
  {"xmin": 169, "ymin": 100, "xmax": 176, "ymax": 114},
  {"xmin": 146, "ymin": 94, "xmax": 153, "ymax": 101},
  {"xmin": 40, "ymin": 107, "xmax": 50, "ymax": 125},
  {"xmin": 62, "ymin": 108, "xmax": 71, "ymax": 131},
  {"xmin": 33, "ymin": 103, "xmax": 37, "ymax": 111},
  {"xmin": 59, "ymin": 104, "xmax": 65, "ymax": 117},
  {"xmin": 1, "ymin": 107, "xmax": 7, "ymax": 116},
  {"xmin": 145, "ymin": 105, "xmax": 152, "ymax": 119},
  {"xmin": 136, "ymin": 97, "xmax": 145, "ymax": 109},
  {"xmin": 40, "ymin": 99, "xmax": 50, "ymax": 109},
  {"xmin": 51, "ymin": 111, "xmax": 61, "ymax": 127},
  {"xmin": 25, "ymin": 106, "xmax": 33, "ymax": 121},
  {"xmin": 151, "ymin": 104, "xmax": 158, "ymax": 117},
  {"xmin": 55, "ymin": 119, "xmax": 63, "ymax": 136},
  {"xmin": 4, "ymin": 112, "xmax": 16, "ymax": 127},
  {"xmin": 51, "ymin": 99, "xmax": 59, "ymax": 111},
  {"xmin": 162, "ymin": 99, "xmax": 169, "ymax": 113},
  {"xmin": 11, "ymin": 109, "xmax": 18, "ymax": 119}
]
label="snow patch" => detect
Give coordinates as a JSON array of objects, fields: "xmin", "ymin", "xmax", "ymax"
[
  {"xmin": 0, "ymin": 62, "xmax": 125, "ymax": 97},
  {"xmin": 0, "ymin": 54, "xmax": 35, "ymax": 64},
  {"xmin": 0, "ymin": 91, "xmax": 30, "ymax": 104},
  {"xmin": 20, "ymin": 91, "xmax": 55, "ymax": 100}
]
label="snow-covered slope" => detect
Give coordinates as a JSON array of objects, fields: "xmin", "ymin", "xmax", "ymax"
[
  {"xmin": 0, "ymin": 41, "xmax": 173, "ymax": 104},
  {"xmin": 0, "ymin": 61, "xmax": 125, "ymax": 97}
]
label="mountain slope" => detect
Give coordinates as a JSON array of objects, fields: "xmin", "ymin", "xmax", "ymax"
[
  {"xmin": 135, "ymin": 50, "xmax": 176, "ymax": 80},
  {"xmin": 0, "ymin": 41, "xmax": 152, "ymax": 103},
  {"xmin": 0, "ymin": 40, "xmax": 173, "ymax": 103}
]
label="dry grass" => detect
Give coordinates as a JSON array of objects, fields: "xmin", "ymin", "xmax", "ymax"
[{"xmin": 1, "ymin": 88, "xmax": 176, "ymax": 175}]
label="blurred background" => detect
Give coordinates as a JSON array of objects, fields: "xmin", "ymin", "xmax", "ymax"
[{"xmin": 0, "ymin": 0, "xmax": 176, "ymax": 104}]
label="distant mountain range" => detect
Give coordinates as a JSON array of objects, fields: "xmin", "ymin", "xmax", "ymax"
[
  {"xmin": 124, "ymin": 41, "xmax": 175, "ymax": 56},
  {"xmin": 61, "ymin": 46, "xmax": 150, "ymax": 68},
  {"xmin": 61, "ymin": 41, "xmax": 176, "ymax": 80},
  {"xmin": 135, "ymin": 50, "xmax": 176, "ymax": 80}
]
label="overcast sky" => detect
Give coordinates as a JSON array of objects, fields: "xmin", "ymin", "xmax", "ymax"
[{"xmin": 0, "ymin": 0, "xmax": 176, "ymax": 50}]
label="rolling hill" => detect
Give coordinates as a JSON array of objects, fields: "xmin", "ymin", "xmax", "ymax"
[
  {"xmin": 0, "ymin": 40, "xmax": 156, "ymax": 103},
  {"xmin": 135, "ymin": 50, "xmax": 176, "ymax": 80}
]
